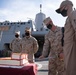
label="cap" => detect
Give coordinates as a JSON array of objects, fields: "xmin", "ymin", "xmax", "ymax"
[
  {"xmin": 25, "ymin": 27, "xmax": 31, "ymax": 32},
  {"xmin": 15, "ymin": 31, "xmax": 20, "ymax": 35},
  {"xmin": 43, "ymin": 17, "xmax": 52, "ymax": 25},
  {"xmin": 56, "ymin": 0, "xmax": 73, "ymax": 13}
]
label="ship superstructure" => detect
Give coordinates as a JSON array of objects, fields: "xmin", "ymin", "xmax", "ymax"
[{"xmin": 0, "ymin": 4, "xmax": 49, "ymax": 56}]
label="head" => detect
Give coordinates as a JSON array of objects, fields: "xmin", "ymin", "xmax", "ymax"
[
  {"xmin": 25, "ymin": 27, "xmax": 31, "ymax": 37},
  {"xmin": 56, "ymin": 0, "xmax": 73, "ymax": 17},
  {"xmin": 15, "ymin": 31, "xmax": 20, "ymax": 38},
  {"xmin": 43, "ymin": 17, "xmax": 56, "ymax": 31}
]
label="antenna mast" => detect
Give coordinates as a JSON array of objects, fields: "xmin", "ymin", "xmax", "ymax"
[{"xmin": 40, "ymin": 4, "xmax": 42, "ymax": 13}]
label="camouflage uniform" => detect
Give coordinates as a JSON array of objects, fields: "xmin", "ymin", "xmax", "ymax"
[
  {"xmin": 42, "ymin": 27, "xmax": 64, "ymax": 75},
  {"xmin": 10, "ymin": 38, "xmax": 22, "ymax": 53},
  {"xmin": 21, "ymin": 36, "xmax": 39, "ymax": 63}
]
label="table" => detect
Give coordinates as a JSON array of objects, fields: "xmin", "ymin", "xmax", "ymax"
[{"xmin": 0, "ymin": 64, "xmax": 37, "ymax": 75}]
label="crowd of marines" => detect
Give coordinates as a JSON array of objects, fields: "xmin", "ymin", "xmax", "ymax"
[{"xmin": 10, "ymin": 0, "xmax": 76, "ymax": 75}]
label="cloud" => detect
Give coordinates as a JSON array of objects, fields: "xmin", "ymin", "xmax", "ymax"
[
  {"xmin": 0, "ymin": 0, "xmax": 39, "ymax": 22},
  {"xmin": 0, "ymin": 0, "xmax": 76, "ymax": 27}
]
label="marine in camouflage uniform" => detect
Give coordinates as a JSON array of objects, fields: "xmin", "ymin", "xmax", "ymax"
[
  {"xmin": 21, "ymin": 27, "xmax": 39, "ymax": 63},
  {"xmin": 10, "ymin": 31, "xmax": 22, "ymax": 53},
  {"xmin": 39, "ymin": 17, "xmax": 64, "ymax": 75}
]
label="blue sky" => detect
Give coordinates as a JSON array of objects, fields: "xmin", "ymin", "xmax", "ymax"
[{"xmin": 0, "ymin": 0, "xmax": 76, "ymax": 27}]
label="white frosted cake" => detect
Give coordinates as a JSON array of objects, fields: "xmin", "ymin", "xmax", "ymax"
[
  {"xmin": 11, "ymin": 53, "xmax": 28, "ymax": 60},
  {"xmin": 0, "ymin": 53, "xmax": 28, "ymax": 66}
]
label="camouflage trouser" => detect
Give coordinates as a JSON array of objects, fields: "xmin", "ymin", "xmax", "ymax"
[{"xmin": 48, "ymin": 57, "xmax": 64, "ymax": 75}]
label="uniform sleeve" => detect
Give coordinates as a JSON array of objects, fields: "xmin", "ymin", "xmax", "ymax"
[
  {"xmin": 42, "ymin": 35, "xmax": 50, "ymax": 57},
  {"xmin": 9, "ymin": 39, "xmax": 14, "ymax": 50},
  {"xmin": 33, "ymin": 38, "xmax": 39, "ymax": 54},
  {"xmin": 20, "ymin": 39, "xmax": 24, "ymax": 53},
  {"xmin": 10, "ymin": 42, "xmax": 12, "ymax": 50},
  {"xmin": 20, "ymin": 39, "xmax": 22, "ymax": 51}
]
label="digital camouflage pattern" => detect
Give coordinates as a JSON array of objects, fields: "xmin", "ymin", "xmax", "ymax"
[
  {"xmin": 21, "ymin": 36, "xmax": 39, "ymax": 63},
  {"xmin": 10, "ymin": 38, "xmax": 22, "ymax": 53},
  {"xmin": 42, "ymin": 27, "xmax": 64, "ymax": 75}
]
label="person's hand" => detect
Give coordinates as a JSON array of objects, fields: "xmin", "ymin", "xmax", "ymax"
[
  {"xmin": 39, "ymin": 55, "xmax": 45, "ymax": 59},
  {"xmin": 59, "ymin": 53, "xmax": 64, "ymax": 60},
  {"xmin": 28, "ymin": 59, "xmax": 34, "ymax": 63}
]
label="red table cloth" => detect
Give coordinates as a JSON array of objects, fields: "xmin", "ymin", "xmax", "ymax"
[{"xmin": 0, "ymin": 64, "xmax": 37, "ymax": 75}]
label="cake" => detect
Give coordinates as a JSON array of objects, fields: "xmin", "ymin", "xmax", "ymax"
[
  {"xmin": 11, "ymin": 53, "xmax": 28, "ymax": 60},
  {"xmin": 0, "ymin": 53, "xmax": 28, "ymax": 66}
]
